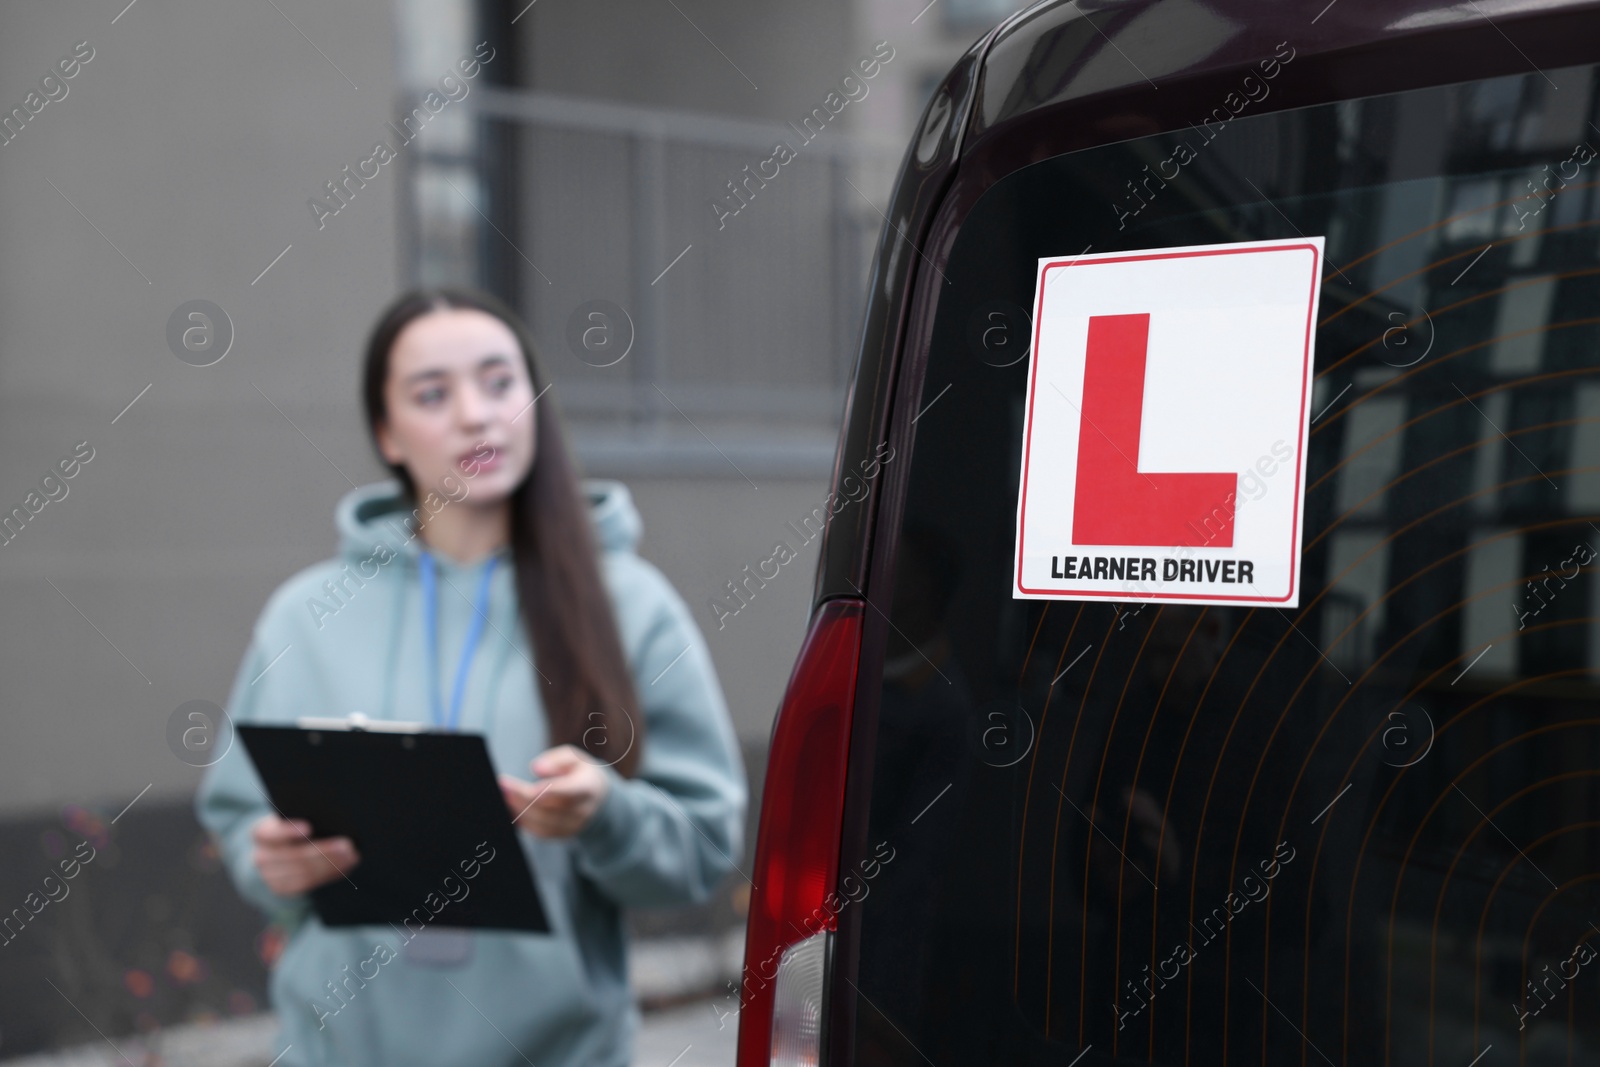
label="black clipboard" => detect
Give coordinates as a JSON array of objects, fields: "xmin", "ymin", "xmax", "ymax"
[{"xmin": 238, "ymin": 719, "xmax": 549, "ymax": 933}]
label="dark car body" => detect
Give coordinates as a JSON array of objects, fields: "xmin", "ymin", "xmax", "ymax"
[{"xmin": 740, "ymin": 1, "xmax": 1600, "ymax": 1063}]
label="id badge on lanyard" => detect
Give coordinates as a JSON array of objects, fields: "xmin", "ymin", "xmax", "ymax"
[
  {"xmin": 404, "ymin": 551, "xmax": 497, "ymax": 969},
  {"xmin": 419, "ymin": 550, "xmax": 499, "ymax": 733},
  {"xmin": 400, "ymin": 926, "xmax": 475, "ymax": 967}
]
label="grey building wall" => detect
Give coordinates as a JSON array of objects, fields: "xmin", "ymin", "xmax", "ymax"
[
  {"xmin": 0, "ymin": 0, "xmax": 404, "ymax": 816},
  {"xmin": 516, "ymin": 0, "xmax": 855, "ymax": 119},
  {"xmin": 0, "ymin": 0, "xmax": 412, "ymax": 1052}
]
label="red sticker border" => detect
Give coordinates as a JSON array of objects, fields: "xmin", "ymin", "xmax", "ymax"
[{"xmin": 1014, "ymin": 241, "xmax": 1321, "ymax": 603}]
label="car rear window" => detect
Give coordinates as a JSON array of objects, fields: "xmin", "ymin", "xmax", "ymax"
[{"xmin": 845, "ymin": 62, "xmax": 1600, "ymax": 1065}]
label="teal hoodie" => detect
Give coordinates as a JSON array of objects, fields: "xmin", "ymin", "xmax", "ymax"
[{"xmin": 195, "ymin": 479, "xmax": 747, "ymax": 1067}]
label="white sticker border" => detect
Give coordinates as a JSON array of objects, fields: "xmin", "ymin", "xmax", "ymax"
[{"xmin": 1011, "ymin": 237, "xmax": 1324, "ymax": 607}]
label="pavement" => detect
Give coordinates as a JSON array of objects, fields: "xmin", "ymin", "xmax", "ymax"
[{"xmin": 632, "ymin": 996, "xmax": 741, "ymax": 1067}]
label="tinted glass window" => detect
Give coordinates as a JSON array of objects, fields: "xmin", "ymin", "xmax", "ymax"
[{"xmin": 847, "ymin": 64, "xmax": 1600, "ymax": 1065}]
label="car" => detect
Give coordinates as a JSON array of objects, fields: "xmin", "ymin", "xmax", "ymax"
[{"xmin": 736, "ymin": 0, "xmax": 1600, "ymax": 1064}]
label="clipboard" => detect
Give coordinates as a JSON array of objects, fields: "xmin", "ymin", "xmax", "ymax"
[{"xmin": 238, "ymin": 718, "xmax": 549, "ymax": 933}]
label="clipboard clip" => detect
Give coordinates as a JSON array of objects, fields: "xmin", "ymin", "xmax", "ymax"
[{"xmin": 295, "ymin": 712, "xmax": 431, "ymax": 734}]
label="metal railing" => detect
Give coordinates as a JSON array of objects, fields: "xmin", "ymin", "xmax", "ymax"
[{"xmin": 400, "ymin": 84, "xmax": 907, "ymax": 475}]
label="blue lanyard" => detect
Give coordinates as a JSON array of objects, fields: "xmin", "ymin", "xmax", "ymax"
[{"xmin": 417, "ymin": 550, "xmax": 498, "ymax": 732}]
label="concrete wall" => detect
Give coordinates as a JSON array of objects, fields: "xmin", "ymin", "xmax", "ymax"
[
  {"xmin": 627, "ymin": 475, "xmax": 830, "ymax": 728},
  {"xmin": 517, "ymin": 0, "xmax": 855, "ymax": 122},
  {"xmin": 0, "ymin": 0, "xmax": 405, "ymax": 816}
]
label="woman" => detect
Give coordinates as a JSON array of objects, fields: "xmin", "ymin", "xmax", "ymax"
[{"xmin": 195, "ymin": 288, "xmax": 747, "ymax": 1066}]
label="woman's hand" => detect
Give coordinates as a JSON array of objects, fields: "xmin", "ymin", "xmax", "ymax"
[
  {"xmin": 250, "ymin": 815, "xmax": 360, "ymax": 896},
  {"xmin": 499, "ymin": 744, "xmax": 611, "ymax": 838}
]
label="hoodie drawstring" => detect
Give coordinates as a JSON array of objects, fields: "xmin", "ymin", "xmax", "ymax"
[{"xmin": 379, "ymin": 564, "xmax": 405, "ymax": 721}]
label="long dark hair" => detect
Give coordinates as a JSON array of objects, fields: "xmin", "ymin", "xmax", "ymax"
[{"xmin": 361, "ymin": 288, "xmax": 643, "ymax": 777}]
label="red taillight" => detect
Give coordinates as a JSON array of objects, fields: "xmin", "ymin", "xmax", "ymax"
[{"xmin": 736, "ymin": 597, "xmax": 864, "ymax": 1067}]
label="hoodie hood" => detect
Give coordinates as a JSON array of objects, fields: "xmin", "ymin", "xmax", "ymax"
[{"xmin": 334, "ymin": 478, "xmax": 643, "ymax": 562}]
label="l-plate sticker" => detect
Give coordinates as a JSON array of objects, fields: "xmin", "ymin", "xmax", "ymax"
[{"xmin": 1012, "ymin": 237, "xmax": 1323, "ymax": 607}]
